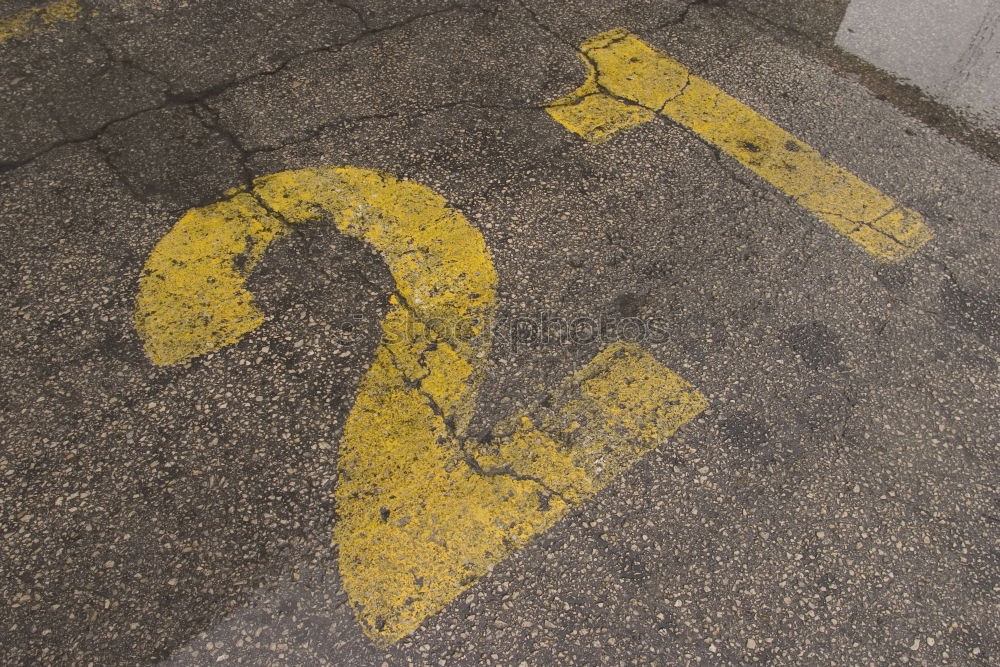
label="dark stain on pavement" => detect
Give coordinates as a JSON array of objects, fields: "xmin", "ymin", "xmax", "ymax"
[
  {"xmin": 615, "ymin": 292, "xmax": 649, "ymax": 317},
  {"xmin": 943, "ymin": 280, "xmax": 1000, "ymax": 351},
  {"xmin": 719, "ymin": 411, "xmax": 770, "ymax": 454},
  {"xmin": 783, "ymin": 321, "xmax": 843, "ymax": 370}
]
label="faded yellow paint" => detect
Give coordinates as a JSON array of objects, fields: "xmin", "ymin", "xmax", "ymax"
[
  {"xmin": 546, "ymin": 56, "xmax": 656, "ymax": 144},
  {"xmin": 546, "ymin": 28, "xmax": 933, "ymax": 262},
  {"xmin": 0, "ymin": 0, "xmax": 81, "ymax": 45},
  {"xmin": 135, "ymin": 193, "xmax": 287, "ymax": 365},
  {"xmin": 339, "ymin": 340, "xmax": 704, "ymax": 643},
  {"xmin": 136, "ymin": 166, "xmax": 706, "ymax": 644}
]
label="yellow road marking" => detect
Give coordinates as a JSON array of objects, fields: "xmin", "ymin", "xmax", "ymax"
[
  {"xmin": 545, "ymin": 55, "xmax": 656, "ymax": 144},
  {"xmin": 0, "ymin": 0, "xmax": 81, "ymax": 45},
  {"xmin": 546, "ymin": 28, "xmax": 933, "ymax": 262},
  {"xmin": 136, "ymin": 167, "xmax": 706, "ymax": 643}
]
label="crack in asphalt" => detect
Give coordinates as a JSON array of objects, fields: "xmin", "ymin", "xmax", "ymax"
[
  {"xmin": 0, "ymin": 3, "xmax": 478, "ymax": 175},
  {"xmin": 515, "ymin": 0, "xmax": 767, "ymax": 202},
  {"xmin": 0, "ymin": 0, "xmax": 723, "ymax": 206},
  {"xmin": 0, "ymin": 0, "xmax": 565, "ymax": 221},
  {"xmin": 460, "ymin": 450, "xmax": 566, "ymax": 503},
  {"xmin": 243, "ymin": 99, "xmax": 542, "ymax": 156},
  {"xmin": 377, "ymin": 284, "xmax": 566, "ymax": 502}
]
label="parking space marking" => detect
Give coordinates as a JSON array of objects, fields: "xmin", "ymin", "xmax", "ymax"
[
  {"xmin": 0, "ymin": 0, "xmax": 81, "ymax": 45},
  {"xmin": 546, "ymin": 28, "xmax": 934, "ymax": 262},
  {"xmin": 136, "ymin": 167, "xmax": 706, "ymax": 643}
]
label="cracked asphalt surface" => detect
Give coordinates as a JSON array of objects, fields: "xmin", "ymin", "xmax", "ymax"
[{"xmin": 2, "ymin": 0, "xmax": 999, "ymax": 664}]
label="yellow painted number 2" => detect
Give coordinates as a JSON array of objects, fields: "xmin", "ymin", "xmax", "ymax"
[{"xmin": 135, "ymin": 167, "xmax": 707, "ymax": 643}]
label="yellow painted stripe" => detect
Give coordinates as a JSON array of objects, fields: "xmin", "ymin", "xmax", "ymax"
[
  {"xmin": 0, "ymin": 0, "xmax": 81, "ymax": 45},
  {"xmin": 543, "ymin": 55, "xmax": 656, "ymax": 144},
  {"xmin": 546, "ymin": 29, "xmax": 933, "ymax": 262},
  {"xmin": 136, "ymin": 167, "xmax": 706, "ymax": 643}
]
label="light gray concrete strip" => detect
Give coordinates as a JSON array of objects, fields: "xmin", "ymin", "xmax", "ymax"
[{"xmin": 837, "ymin": 0, "xmax": 1000, "ymax": 129}]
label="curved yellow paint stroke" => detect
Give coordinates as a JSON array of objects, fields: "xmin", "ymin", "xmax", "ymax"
[{"xmin": 136, "ymin": 167, "xmax": 706, "ymax": 643}]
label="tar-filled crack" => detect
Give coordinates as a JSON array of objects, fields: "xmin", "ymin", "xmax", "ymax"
[
  {"xmin": 381, "ymin": 340, "xmax": 458, "ymax": 437},
  {"xmin": 90, "ymin": 140, "xmax": 144, "ymax": 202},
  {"xmin": 0, "ymin": 3, "xmax": 478, "ymax": 176},
  {"xmin": 655, "ymin": 71, "xmax": 692, "ymax": 113},
  {"xmin": 389, "ymin": 287, "xmax": 484, "ymax": 356},
  {"xmin": 0, "ymin": 99, "xmax": 167, "ymax": 175},
  {"xmin": 462, "ymin": 452, "xmax": 566, "ymax": 503},
  {"xmin": 377, "ymin": 299, "xmax": 565, "ymax": 501},
  {"xmin": 194, "ymin": 101, "xmax": 259, "ymax": 195},
  {"xmin": 0, "ymin": 0, "xmax": 708, "ymax": 182},
  {"xmin": 81, "ymin": 15, "xmax": 175, "ymax": 92},
  {"xmin": 516, "ymin": 0, "xmax": 765, "ymax": 201}
]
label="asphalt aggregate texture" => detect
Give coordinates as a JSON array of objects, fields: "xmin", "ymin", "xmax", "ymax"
[{"xmin": 2, "ymin": 0, "xmax": 998, "ymax": 664}]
